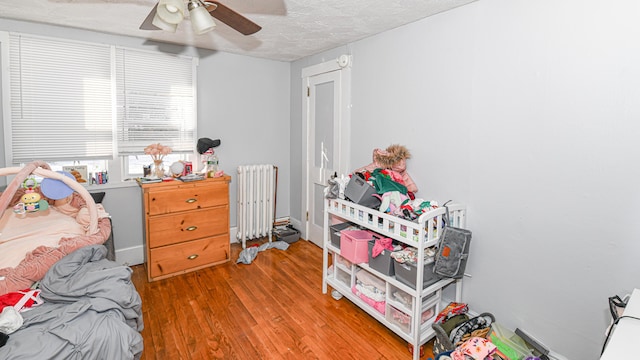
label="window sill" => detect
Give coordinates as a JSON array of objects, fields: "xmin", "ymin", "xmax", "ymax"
[{"xmin": 84, "ymin": 179, "xmax": 140, "ymax": 191}]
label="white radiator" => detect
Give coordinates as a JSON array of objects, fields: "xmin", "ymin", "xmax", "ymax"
[{"xmin": 236, "ymin": 164, "xmax": 276, "ymax": 248}]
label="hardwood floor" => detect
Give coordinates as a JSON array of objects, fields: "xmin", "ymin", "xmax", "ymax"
[{"xmin": 131, "ymin": 239, "xmax": 435, "ymax": 359}]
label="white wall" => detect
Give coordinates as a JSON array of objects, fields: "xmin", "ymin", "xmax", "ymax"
[
  {"xmin": 196, "ymin": 49, "xmax": 291, "ymax": 230},
  {"xmin": 0, "ymin": 20, "xmax": 291, "ymax": 264},
  {"xmin": 291, "ymin": 1, "xmax": 640, "ymax": 358}
]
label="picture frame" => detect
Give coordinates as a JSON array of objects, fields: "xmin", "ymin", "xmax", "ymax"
[{"xmin": 62, "ymin": 165, "xmax": 89, "ymax": 184}]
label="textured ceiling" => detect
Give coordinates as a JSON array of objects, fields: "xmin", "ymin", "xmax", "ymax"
[{"xmin": 0, "ymin": 0, "xmax": 477, "ymax": 62}]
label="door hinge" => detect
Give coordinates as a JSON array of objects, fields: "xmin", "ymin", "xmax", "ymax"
[
  {"xmin": 307, "ymin": 87, "xmax": 310, "ymax": 97},
  {"xmin": 306, "ymin": 211, "xmax": 309, "ymax": 221}
]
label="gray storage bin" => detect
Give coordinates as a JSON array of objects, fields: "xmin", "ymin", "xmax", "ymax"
[
  {"xmin": 344, "ymin": 176, "xmax": 381, "ymax": 209},
  {"xmin": 368, "ymin": 240, "xmax": 394, "ymax": 276},
  {"xmin": 393, "ymin": 257, "xmax": 439, "ymax": 289},
  {"xmin": 329, "ymin": 222, "xmax": 357, "ymax": 249},
  {"xmin": 273, "ymin": 227, "xmax": 300, "ymax": 244}
]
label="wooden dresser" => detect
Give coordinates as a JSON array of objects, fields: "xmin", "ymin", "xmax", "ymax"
[{"xmin": 139, "ymin": 176, "xmax": 231, "ymax": 282}]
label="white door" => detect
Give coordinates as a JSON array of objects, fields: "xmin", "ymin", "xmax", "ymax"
[{"xmin": 303, "ymin": 56, "xmax": 351, "ymax": 248}]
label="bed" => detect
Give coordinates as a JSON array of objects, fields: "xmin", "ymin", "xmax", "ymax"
[{"xmin": 0, "ymin": 161, "xmax": 143, "ymax": 359}]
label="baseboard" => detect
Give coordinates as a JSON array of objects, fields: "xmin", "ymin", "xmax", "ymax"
[{"xmin": 115, "ymin": 245, "xmax": 144, "ymax": 266}]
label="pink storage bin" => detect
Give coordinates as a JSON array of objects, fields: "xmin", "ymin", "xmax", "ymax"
[{"xmin": 340, "ymin": 229, "xmax": 373, "ymax": 264}]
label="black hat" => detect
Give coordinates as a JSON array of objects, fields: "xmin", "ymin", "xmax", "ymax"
[{"xmin": 197, "ymin": 138, "xmax": 221, "ymax": 154}]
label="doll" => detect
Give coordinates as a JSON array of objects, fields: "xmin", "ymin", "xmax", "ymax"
[{"xmin": 355, "ymin": 144, "xmax": 418, "ymax": 194}]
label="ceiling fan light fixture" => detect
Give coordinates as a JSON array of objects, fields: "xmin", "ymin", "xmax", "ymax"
[
  {"xmin": 188, "ymin": 0, "xmax": 216, "ymax": 35},
  {"xmin": 157, "ymin": 0, "xmax": 186, "ymax": 25},
  {"xmin": 140, "ymin": 0, "xmax": 260, "ymax": 36},
  {"xmin": 152, "ymin": 12, "xmax": 178, "ymax": 32}
]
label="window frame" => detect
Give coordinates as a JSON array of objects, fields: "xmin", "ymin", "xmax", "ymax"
[{"xmin": 1, "ymin": 31, "xmax": 198, "ymax": 183}]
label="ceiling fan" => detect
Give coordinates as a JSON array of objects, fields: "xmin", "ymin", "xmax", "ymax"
[{"xmin": 140, "ymin": 0, "xmax": 261, "ymax": 36}]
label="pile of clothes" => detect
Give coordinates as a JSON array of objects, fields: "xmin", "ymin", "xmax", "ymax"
[
  {"xmin": 325, "ymin": 144, "xmax": 440, "ymax": 220},
  {"xmin": 351, "ymin": 269, "xmax": 386, "ymax": 314},
  {"xmin": 432, "ymin": 302, "xmax": 503, "ymax": 360},
  {"xmin": 354, "ymin": 144, "xmax": 438, "ymax": 220},
  {"xmin": 432, "ymin": 302, "xmax": 543, "ymax": 360}
]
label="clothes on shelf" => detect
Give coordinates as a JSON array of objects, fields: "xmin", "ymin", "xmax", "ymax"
[{"xmin": 352, "ymin": 269, "xmax": 386, "ymax": 314}]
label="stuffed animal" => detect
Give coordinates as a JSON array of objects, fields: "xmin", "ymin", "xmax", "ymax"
[
  {"xmin": 12, "ymin": 177, "xmax": 50, "ymax": 214},
  {"xmin": 356, "ymin": 144, "xmax": 418, "ymax": 193},
  {"xmin": 69, "ymin": 169, "xmax": 87, "ymax": 183}
]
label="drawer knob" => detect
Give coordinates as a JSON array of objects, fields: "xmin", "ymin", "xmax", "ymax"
[
  {"xmin": 187, "ymin": 254, "xmax": 199, "ymax": 260},
  {"xmin": 186, "ymin": 226, "xmax": 198, "ymax": 231},
  {"xmin": 186, "ymin": 198, "xmax": 197, "ymax": 203}
]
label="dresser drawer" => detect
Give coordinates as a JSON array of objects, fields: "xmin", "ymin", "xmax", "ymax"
[
  {"xmin": 147, "ymin": 182, "xmax": 228, "ymax": 215},
  {"xmin": 148, "ymin": 206, "xmax": 228, "ymax": 248},
  {"xmin": 149, "ymin": 235, "xmax": 229, "ymax": 279}
]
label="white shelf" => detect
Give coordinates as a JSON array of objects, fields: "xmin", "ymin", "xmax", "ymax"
[
  {"xmin": 322, "ymin": 198, "xmax": 467, "ymax": 360},
  {"xmin": 325, "ymin": 198, "xmax": 466, "ymax": 249}
]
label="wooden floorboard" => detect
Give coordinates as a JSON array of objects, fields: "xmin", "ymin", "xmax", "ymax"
[{"xmin": 131, "ymin": 239, "xmax": 435, "ymax": 359}]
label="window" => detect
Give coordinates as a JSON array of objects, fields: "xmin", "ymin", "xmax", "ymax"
[
  {"xmin": 1, "ymin": 32, "xmax": 198, "ymax": 182},
  {"xmin": 115, "ymin": 48, "xmax": 197, "ymax": 178},
  {"xmin": 116, "ymin": 48, "xmax": 196, "ymax": 156},
  {"xmin": 46, "ymin": 160, "xmax": 109, "ymax": 184},
  {"xmin": 6, "ymin": 33, "xmax": 114, "ymax": 163}
]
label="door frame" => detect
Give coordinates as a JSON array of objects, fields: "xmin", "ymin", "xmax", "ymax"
[{"xmin": 301, "ymin": 55, "xmax": 352, "ymax": 245}]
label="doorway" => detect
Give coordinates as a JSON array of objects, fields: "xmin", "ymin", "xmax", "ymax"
[{"xmin": 302, "ymin": 55, "xmax": 351, "ymax": 248}]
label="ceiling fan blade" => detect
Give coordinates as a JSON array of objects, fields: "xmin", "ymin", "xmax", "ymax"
[
  {"xmin": 206, "ymin": 1, "xmax": 262, "ymax": 35},
  {"xmin": 139, "ymin": 3, "xmax": 161, "ymax": 30}
]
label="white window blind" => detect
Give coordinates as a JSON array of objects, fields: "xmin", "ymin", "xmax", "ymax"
[
  {"xmin": 8, "ymin": 33, "xmax": 114, "ymax": 164},
  {"xmin": 116, "ymin": 48, "xmax": 196, "ymax": 155}
]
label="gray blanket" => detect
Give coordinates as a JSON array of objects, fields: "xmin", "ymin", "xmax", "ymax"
[
  {"xmin": 236, "ymin": 240, "xmax": 290, "ymax": 265},
  {"xmin": 0, "ymin": 245, "xmax": 144, "ymax": 359}
]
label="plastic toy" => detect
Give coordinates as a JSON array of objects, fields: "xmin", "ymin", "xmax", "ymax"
[{"xmin": 12, "ymin": 177, "xmax": 49, "ymax": 214}]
